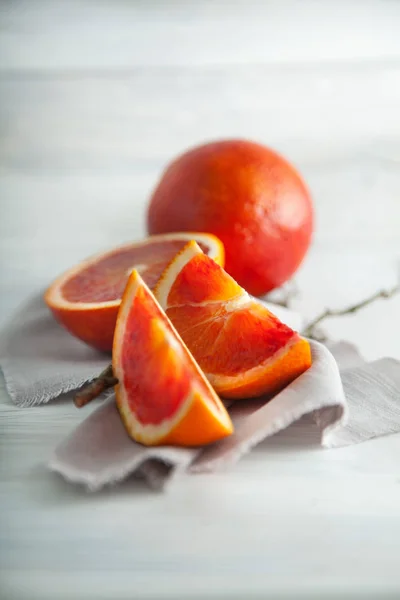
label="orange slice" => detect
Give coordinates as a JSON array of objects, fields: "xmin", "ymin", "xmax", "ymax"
[
  {"xmin": 44, "ymin": 232, "xmax": 224, "ymax": 352},
  {"xmin": 112, "ymin": 270, "xmax": 233, "ymax": 446},
  {"xmin": 155, "ymin": 241, "xmax": 312, "ymax": 399}
]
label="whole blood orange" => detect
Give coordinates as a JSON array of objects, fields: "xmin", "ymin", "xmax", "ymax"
[
  {"xmin": 112, "ymin": 269, "xmax": 233, "ymax": 446},
  {"xmin": 44, "ymin": 232, "xmax": 224, "ymax": 352},
  {"xmin": 155, "ymin": 241, "xmax": 312, "ymax": 399},
  {"xmin": 147, "ymin": 139, "xmax": 313, "ymax": 296}
]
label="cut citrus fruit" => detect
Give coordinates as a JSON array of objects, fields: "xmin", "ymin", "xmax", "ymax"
[
  {"xmin": 112, "ymin": 270, "xmax": 233, "ymax": 446},
  {"xmin": 155, "ymin": 241, "xmax": 312, "ymax": 399},
  {"xmin": 44, "ymin": 232, "xmax": 224, "ymax": 352}
]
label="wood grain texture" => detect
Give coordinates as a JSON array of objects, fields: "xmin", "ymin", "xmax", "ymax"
[
  {"xmin": 1, "ymin": 0, "xmax": 400, "ymax": 70},
  {"xmin": 1, "ymin": 1, "xmax": 400, "ymax": 598}
]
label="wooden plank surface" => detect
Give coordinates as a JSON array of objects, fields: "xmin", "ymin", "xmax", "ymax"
[
  {"xmin": 1, "ymin": 0, "xmax": 400, "ymax": 70},
  {"xmin": 1, "ymin": 2, "xmax": 400, "ymax": 599}
]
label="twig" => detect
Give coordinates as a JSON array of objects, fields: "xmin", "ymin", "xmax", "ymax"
[
  {"xmin": 74, "ymin": 364, "xmax": 117, "ymax": 408},
  {"xmin": 302, "ymin": 285, "xmax": 400, "ymax": 340}
]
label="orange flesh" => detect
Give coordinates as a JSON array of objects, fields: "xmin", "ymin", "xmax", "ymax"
[
  {"xmin": 119, "ymin": 282, "xmax": 221, "ymax": 425},
  {"xmin": 219, "ymin": 337, "xmax": 311, "ymax": 399},
  {"xmin": 167, "ymin": 254, "xmax": 243, "ymax": 305},
  {"xmin": 166, "ymin": 259, "xmax": 296, "ymax": 376},
  {"xmin": 155, "ymin": 243, "xmax": 312, "ymax": 398},
  {"xmin": 62, "ymin": 240, "xmax": 211, "ymax": 303}
]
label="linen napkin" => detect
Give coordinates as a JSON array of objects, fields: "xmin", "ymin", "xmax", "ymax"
[{"xmin": 1, "ymin": 293, "xmax": 400, "ymax": 491}]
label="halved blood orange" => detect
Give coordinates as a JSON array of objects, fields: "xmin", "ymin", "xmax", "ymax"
[
  {"xmin": 112, "ymin": 270, "xmax": 233, "ymax": 446},
  {"xmin": 155, "ymin": 241, "xmax": 312, "ymax": 399},
  {"xmin": 44, "ymin": 232, "xmax": 224, "ymax": 352}
]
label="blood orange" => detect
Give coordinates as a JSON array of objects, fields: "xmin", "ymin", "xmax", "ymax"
[
  {"xmin": 147, "ymin": 139, "xmax": 313, "ymax": 296},
  {"xmin": 155, "ymin": 241, "xmax": 312, "ymax": 399},
  {"xmin": 44, "ymin": 232, "xmax": 224, "ymax": 352},
  {"xmin": 112, "ymin": 270, "xmax": 233, "ymax": 446}
]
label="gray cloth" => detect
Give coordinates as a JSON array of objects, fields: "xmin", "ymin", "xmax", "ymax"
[
  {"xmin": 1, "ymin": 294, "xmax": 399, "ymax": 491},
  {"xmin": 0, "ymin": 294, "xmax": 110, "ymax": 406}
]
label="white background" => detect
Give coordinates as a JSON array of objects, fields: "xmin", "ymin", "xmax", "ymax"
[{"xmin": 1, "ymin": 2, "xmax": 400, "ymax": 599}]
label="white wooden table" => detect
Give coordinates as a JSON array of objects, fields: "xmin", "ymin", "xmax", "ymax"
[{"xmin": 1, "ymin": 2, "xmax": 400, "ymax": 598}]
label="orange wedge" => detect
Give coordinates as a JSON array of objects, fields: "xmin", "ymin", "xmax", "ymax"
[
  {"xmin": 155, "ymin": 241, "xmax": 312, "ymax": 399},
  {"xmin": 44, "ymin": 232, "xmax": 224, "ymax": 352},
  {"xmin": 112, "ymin": 270, "xmax": 233, "ymax": 446}
]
